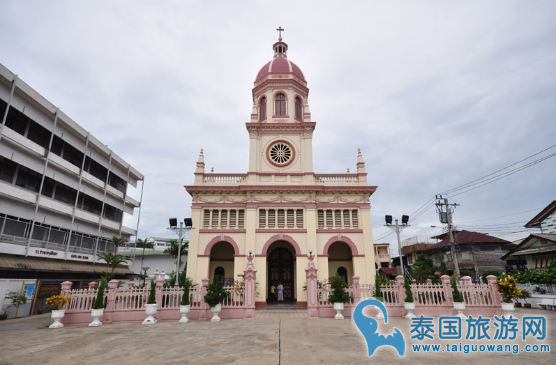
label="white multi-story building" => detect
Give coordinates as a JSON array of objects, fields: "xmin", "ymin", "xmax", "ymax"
[{"xmin": 0, "ymin": 63, "xmax": 143, "ymax": 292}]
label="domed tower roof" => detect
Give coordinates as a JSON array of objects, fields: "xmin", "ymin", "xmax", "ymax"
[{"xmin": 254, "ymin": 30, "xmax": 306, "ymax": 86}]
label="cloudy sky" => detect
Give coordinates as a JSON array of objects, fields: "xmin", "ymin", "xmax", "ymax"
[{"xmin": 2, "ymin": 1, "xmax": 555, "ymax": 254}]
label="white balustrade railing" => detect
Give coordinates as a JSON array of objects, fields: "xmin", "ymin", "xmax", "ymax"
[
  {"xmin": 203, "ymin": 174, "xmax": 247, "ymax": 184},
  {"xmin": 114, "ymin": 287, "xmax": 149, "ymax": 310},
  {"xmin": 315, "ymin": 175, "xmax": 358, "ymax": 184}
]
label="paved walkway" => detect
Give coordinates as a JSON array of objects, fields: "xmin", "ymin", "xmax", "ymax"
[{"xmin": 0, "ymin": 308, "xmax": 554, "ymax": 365}]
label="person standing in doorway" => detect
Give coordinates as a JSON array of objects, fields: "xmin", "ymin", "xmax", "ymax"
[
  {"xmin": 270, "ymin": 283, "xmax": 276, "ymax": 302},
  {"xmin": 277, "ymin": 282, "xmax": 284, "ymax": 303}
]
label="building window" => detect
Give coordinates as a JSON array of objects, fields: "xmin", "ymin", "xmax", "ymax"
[
  {"xmin": 0, "ymin": 156, "xmax": 17, "ymax": 184},
  {"xmin": 295, "ymin": 97, "xmax": 302, "ymax": 120},
  {"xmin": 275, "ymin": 93, "xmax": 286, "ymax": 116},
  {"xmin": 202, "ymin": 209, "xmax": 245, "ymax": 229},
  {"xmin": 27, "ymin": 121, "xmax": 51, "ymax": 149},
  {"xmin": 53, "ymin": 183, "xmax": 77, "ymax": 205},
  {"xmin": 15, "ymin": 166, "xmax": 41, "ymax": 193},
  {"xmin": 268, "ymin": 141, "xmax": 294, "ymax": 166},
  {"xmin": 258, "ymin": 209, "xmax": 304, "ymax": 228},
  {"xmin": 337, "ymin": 267, "xmax": 348, "ymax": 284},
  {"xmin": 317, "ymin": 209, "xmax": 359, "ymax": 229},
  {"xmin": 259, "ymin": 97, "xmax": 267, "ymax": 121}
]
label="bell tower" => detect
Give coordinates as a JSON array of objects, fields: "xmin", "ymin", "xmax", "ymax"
[{"xmin": 247, "ymin": 30, "xmax": 315, "ymax": 176}]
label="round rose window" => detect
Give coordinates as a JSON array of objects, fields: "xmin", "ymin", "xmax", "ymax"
[{"xmin": 268, "ymin": 141, "xmax": 294, "ymax": 166}]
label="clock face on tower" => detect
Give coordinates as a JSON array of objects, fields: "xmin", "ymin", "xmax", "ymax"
[{"xmin": 267, "ymin": 140, "xmax": 295, "ymax": 167}]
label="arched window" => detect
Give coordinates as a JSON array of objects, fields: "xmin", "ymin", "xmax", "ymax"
[
  {"xmin": 259, "ymin": 97, "xmax": 267, "ymax": 121},
  {"xmin": 295, "ymin": 97, "xmax": 302, "ymax": 120},
  {"xmin": 337, "ymin": 266, "xmax": 348, "ymax": 284},
  {"xmin": 214, "ymin": 267, "xmax": 225, "ymax": 284},
  {"xmin": 275, "ymin": 93, "xmax": 286, "ymax": 116}
]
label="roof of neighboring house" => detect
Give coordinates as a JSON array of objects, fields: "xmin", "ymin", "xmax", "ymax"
[
  {"xmin": 427, "ymin": 230, "xmax": 512, "ymax": 251},
  {"xmin": 500, "ymin": 233, "xmax": 556, "ymax": 260},
  {"xmin": 374, "ymin": 242, "xmax": 390, "ymax": 246},
  {"xmin": 430, "ymin": 231, "xmax": 461, "ymax": 240},
  {"xmin": 525, "ymin": 201, "xmax": 556, "ymax": 228},
  {"xmin": 380, "ymin": 267, "xmax": 398, "ymax": 275}
]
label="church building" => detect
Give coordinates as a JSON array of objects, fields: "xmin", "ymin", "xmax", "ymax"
[{"xmin": 185, "ymin": 32, "xmax": 377, "ymax": 306}]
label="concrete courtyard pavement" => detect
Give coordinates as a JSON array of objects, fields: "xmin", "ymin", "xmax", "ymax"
[{"xmin": 0, "ymin": 308, "xmax": 554, "ymax": 365}]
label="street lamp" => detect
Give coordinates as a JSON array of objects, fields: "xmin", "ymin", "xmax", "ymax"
[
  {"xmin": 385, "ymin": 215, "xmax": 410, "ymax": 278},
  {"xmin": 168, "ymin": 218, "xmax": 194, "ymax": 287}
]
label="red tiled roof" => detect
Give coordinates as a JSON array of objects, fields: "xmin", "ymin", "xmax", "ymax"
[
  {"xmin": 427, "ymin": 230, "xmax": 511, "ymax": 251},
  {"xmin": 380, "ymin": 268, "xmax": 398, "ymax": 275}
]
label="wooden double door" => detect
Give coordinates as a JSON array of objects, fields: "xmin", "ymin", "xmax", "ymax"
[{"xmin": 268, "ymin": 247, "xmax": 295, "ymax": 302}]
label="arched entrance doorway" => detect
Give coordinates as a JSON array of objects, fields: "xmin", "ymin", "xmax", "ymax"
[
  {"xmin": 209, "ymin": 241, "xmax": 235, "ymax": 286},
  {"xmin": 267, "ymin": 241, "xmax": 296, "ymax": 303},
  {"xmin": 327, "ymin": 241, "xmax": 354, "ymax": 284}
]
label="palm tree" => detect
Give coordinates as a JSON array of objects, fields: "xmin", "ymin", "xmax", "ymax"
[
  {"xmin": 112, "ymin": 236, "xmax": 128, "ymax": 255},
  {"xmin": 164, "ymin": 239, "xmax": 189, "ymax": 271},
  {"xmin": 98, "ymin": 252, "xmax": 128, "ymax": 274},
  {"xmin": 136, "ymin": 238, "xmax": 153, "ymax": 271}
]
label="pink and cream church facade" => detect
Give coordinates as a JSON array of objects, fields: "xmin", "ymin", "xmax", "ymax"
[{"xmin": 185, "ymin": 33, "xmax": 377, "ymax": 306}]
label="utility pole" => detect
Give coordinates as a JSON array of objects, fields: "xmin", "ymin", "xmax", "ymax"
[
  {"xmin": 385, "ymin": 215, "xmax": 410, "ymax": 278},
  {"xmin": 435, "ymin": 195, "xmax": 460, "ymax": 278},
  {"xmin": 168, "ymin": 218, "xmax": 194, "ymax": 288}
]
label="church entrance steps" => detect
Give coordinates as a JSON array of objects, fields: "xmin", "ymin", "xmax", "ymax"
[{"xmin": 257, "ymin": 303, "xmax": 306, "ymax": 310}]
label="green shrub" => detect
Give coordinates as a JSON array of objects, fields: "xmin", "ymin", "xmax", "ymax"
[
  {"xmin": 147, "ymin": 280, "xmax": 157, "ymax": 305},
  {"xmin": 180, "ymin": 278, "xmax": 195, "ymax": 306},
  {"xmin": 404, "ymin": 277, "xmax": 414, "ymax": 303},
  {"xmin": 204, "ymin": 278, "xmax": 230, "ymax": 308},
  {"xmin": 328, "ymin": 273, "xmax": 350, "ymax": 304},
  {"xmin": 452, "ymin": 276, "xmax": 464, "ymax": 302},
  {"xmin": 92, "ymin": 282, "xmax": 106, "ymax": 310},
  {"xmin": 374, "ymin": 272, "xmax": 383, "ymax": 301}
]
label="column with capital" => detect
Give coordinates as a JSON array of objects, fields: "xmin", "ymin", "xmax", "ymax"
[
  {"xmin": 305, "ymin": 251, "xmax": 319, "ymax": 318},
  {"xmin": 243, "ymin": 252, "xmax": 257, "ymax": 319}
]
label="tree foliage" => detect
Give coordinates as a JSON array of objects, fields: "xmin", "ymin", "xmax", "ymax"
[
  {"xmin": 374, "ymin": 272, "xmax": 383, "ymax": 300},
  {"xmin": 92, "ymin": 282, "xmax": 106, "ymax": 310},
  {"xmin": 404, "ymin": 277, "xmax": 414, "ymax": 303},
  {"xmin": 514, "ymin": 260, "xmax": 556, "ymax": 284},
  {"xmin": 412, "ymin": 254, "xmax": 435, "ymax": 283},
  {"xmin": 204, "ymin": 278, "xmax": 230, "ymax": 307},
  {"xmin": 328, "ymin": 273, "xmax": 351, "ymax": 304},
  {"xmin": 451, "ymin": 276, "xmax": 464, "ymax": 302},
  {"xmin": 147, "ymin": 280, "xmax": 157, "ymax": 305}
]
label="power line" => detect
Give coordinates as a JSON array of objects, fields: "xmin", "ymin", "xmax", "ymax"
[
  {"xmin": 457, "ymin": 208, "xmax": 544, "ymax": 223},
  {"xmin": 441, "ymin": 143, "xmax": 556, "ymax": 196}
]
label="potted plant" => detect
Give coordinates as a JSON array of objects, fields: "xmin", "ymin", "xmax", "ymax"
[
  {"xmin": 496, "ymin": 275, "xmax": 522, "ymax": 316},
  {"xmin": 89, "ymin": 282, "xmax": 106, "ymax": 327},
  {"xmin": 519, "ymin": 289, "xmax": 532, "ymax": 308},
  {"xmin": 451, "ymin": 277, "xmax": 465, "ymax": 318},
  {"xmin": 142, "ymin": 280, "xmax": 157, "ymax": 325},
  {"xmin": 45, "ymin": 294, "xmax": 71, "ymax": 328},
  {"xmin": 328, "ymin": 273, "xmax": 350, "ymax": 320},
  {"xmin": 204, "ymin": 278, "xmax": 230, "ymax": 322},
  {"xmin": 403, "ymin": 277, "xmax": 415, "ymax": 319},
  {"xmin": 1, "ymin": 291, "xmax": 27, "ymax": 320},
  {"xmin": 179, "ymin": 278, "xmax": 195, "ymax": 323}
]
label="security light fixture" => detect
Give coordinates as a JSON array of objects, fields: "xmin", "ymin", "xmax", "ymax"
[
  {"xmin": 385, "ymin": 215, "xmax": 392, "ymax": 225},
  {"xmin": 402, "ymin": 215, "xmax": 409, "ymax": 225},
  {"xmin": 169, "ymin": 218, "xmax": 177, "ymax": 228},
  {"xmin": 184, "ymin": 218, "xmax": 193, "ymax": 227}
]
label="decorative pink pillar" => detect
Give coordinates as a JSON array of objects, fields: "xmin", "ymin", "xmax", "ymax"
[
  {"xmin": 486, "ymin": 275, "xmax": 501, "ymax": 306},
  {"xmin": 441, "ymin": 275, "xmax": 453, "ymax": 307},
  {"xmin": 61, "ymin": 281, "xmax": 73, "ymax": 297},
  {"xmin": 200, "ymin": 278, "xmax": 209, "ymax": 320},
  {"xmin": 426, "ymin": 279, "xmax": 432, "ymax": 286},
  {"xmin": 106, "ymin": 279, "xmax": 119, "ymax": 311},
  {"xmin": 305, "ymin": 253, "xmax": 319, "ymax": 318},
  {"xmin": 461, "ymin": 276, "xmax": 471, "ymax": 285},
  {"xmin": 243, "ymin": 253, "xmax": 257, "ymax": 319},
  {"xmin": 352, "ymin": 276, "xmax": 361, "ymax": 305},
  {"xmin": 88, "ymin": 281, "xmax": 98, "ymax": 289},
  {"xmin": 127, "ymin": 281, "xmax": 135, "ymax": 289},
  {"xmin": 155, "ymin": 278, "xmax": 165, "ymax": 307},
  {"xmin": 394, "ymin": 275, "xmax": 405, "ymax": 314}
]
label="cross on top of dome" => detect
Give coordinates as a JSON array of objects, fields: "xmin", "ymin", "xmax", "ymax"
[{"xmin": 273, "ymin": 26, "xmax": 288, "ymax": 57}]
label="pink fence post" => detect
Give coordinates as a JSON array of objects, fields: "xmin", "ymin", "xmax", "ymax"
[
  {"xmin": 486, "ymin": 275, "xmax": 501, "ymax": 306},
  {"xmin": 243, "ymin": 252, "xmax": 257, "ymax": 319},
  {"xmin": 155, "ymin": 278, "xmax": 165, "ymax": 306},
  {"xmin": 88, "ymin": 281, "xmax": 98, "ymax": 289},
  {"xmin": 200, "ymin": 278, "xmax": 209, "ymax": 320},
  {"xmin": 426, "ymin": 279, "xmax": 432, "ymax": 286},
  {"xmin": 61, "ymin": 281, "xmax": 73, "ymax": 296},
  {"xmin": 106, "ymin": 279, "xmax": 119, "ymax": 311},
  {"xmin": 305, "ymin": 252, "xmax": 319, "ymax": 318},
  {"xmin": 461, "ymin": 276, "xmax": 471, "ymax": 285},
  {"xmin": 441, "ymin": 275, "xmax": 453, "ymax": 307},
  {"xmin": 352, "ymin": 276, "xmax": 361, "ymax": 305},
  {"xmin": 395, "ymin": 275, "xmax": 405, "ymax": 300},
  {"xmin": 127, "ymin": 281, "xmax": 135, "ymax": 289}
]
